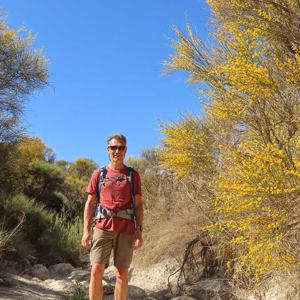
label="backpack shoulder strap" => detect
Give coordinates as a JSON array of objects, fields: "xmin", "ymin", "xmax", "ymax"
[
  {"xmin": 126, "ymin": 167, "xmax": 135, "ymax": 196},
  {"xmin": 126, "ymin": 166, "xmax": 136, "ymax": 220},
  {"xmin": 96, "ymin": 166, "xmax": 107, "ymax": 201}
]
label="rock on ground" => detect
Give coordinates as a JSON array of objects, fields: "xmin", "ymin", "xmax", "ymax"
[
  {"xmin": 0, "ymin": 272, "xmax": 66, "ymax": 300},
  {"xmin": 128, "ymin": 258, "xmax": 180, "ymax": 293}
]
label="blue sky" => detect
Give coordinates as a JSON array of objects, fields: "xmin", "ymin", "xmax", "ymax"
[{"xmin": 0, "ymin": 0, "xmax": 210, "ymax": 167}]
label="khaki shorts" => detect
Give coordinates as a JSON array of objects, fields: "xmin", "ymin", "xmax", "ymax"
[{"xmin": 90, "ymin": 228, "xmax": 134, "ymax": 269}]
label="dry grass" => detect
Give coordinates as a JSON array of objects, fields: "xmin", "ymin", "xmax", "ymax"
[
  {"xmin": 133, "ymin": 174, "xmax": 215, "ymax": 268},
  {"xmin": 133, "ymin": 211, "xmax": 204, "ymax": 268}
]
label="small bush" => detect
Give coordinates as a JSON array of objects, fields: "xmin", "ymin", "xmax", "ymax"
[
  {"xmin": 0, "ymin": 213, "xmax": 24, "ymax": 256},
  {"xmin": 68, "ymin": 281, "xmax": 85, "ymax": 300},
  {"xmin": 54, "ymin": 215, "xmax": 83, "ymax": 266},
  {"xmin": 0, "ymin": 193, "xmax": 82, "ymax": 266},
  {"xmin": 2, "ymin": 194, "xmax": 53, "ymax": 242}
]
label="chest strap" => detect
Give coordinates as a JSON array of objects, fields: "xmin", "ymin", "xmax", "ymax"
[{"xmin": 95, "ymin": 205, "xmax": 135, "ymax": 221}]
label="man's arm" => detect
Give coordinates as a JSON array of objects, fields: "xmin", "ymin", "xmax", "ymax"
[
  {"xmin": 133, "ymin": 194, "xmax": 143, "ymax": 249},
  {"xmin": 81, "ymin": 193, "xmax": 96, "ymax": 249}
]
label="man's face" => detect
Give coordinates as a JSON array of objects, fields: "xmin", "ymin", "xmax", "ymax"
[{"xmin": 107, "ymin": 138, "xmax": 127, "ymax": 162}]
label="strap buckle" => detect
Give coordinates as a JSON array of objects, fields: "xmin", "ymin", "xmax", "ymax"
[{"xmin": 95, "ymin": 205, "xmax": 134, "ymax": 221}]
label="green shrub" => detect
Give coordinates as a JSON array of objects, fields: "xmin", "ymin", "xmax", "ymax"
[
  {"xmin": 68, "ymin": 281, "xmax": 85, "ymax": 300},
  {"xmin": 54, "ymin": 215, "xmax": 83, "ymax": 266},
  {"xmin": 1, "ymin": 193, "xmax": 82, "ymax": 266},
  {"xmin": 1, "ymin": 194, "xmax": 58, "ymax": 263},
  {"xmin": 3, "ymin": 194, "xmax": 52, "ymax": 240}
]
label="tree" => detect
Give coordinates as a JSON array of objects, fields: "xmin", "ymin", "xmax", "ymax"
[
  {"xmin": 207, "ymin": 0, "xmax": 300, "ymax": 56},
  {"xmin": 59, "ymin": 158, "xmax": 97, "ymax": 220},
  {"xmin": 68, "ymin": 158, "xmax": 98, "ymax": 180},
  {"xmin": 0, "ymin": 141, "xmax": 18, "ymax": 194},
  {"xmin": 16, "ymin": 136, "xmax": 47, "ymax": 166},
  {"xmin": 0, "ymin": 16, "xmax": 48, "ymax": 195},
  {"xmin": 162, "ymin": 0, "xmax": 300, "ymax": 285},
  {"xmin": 62, "ymin": 175, "xmax": 87, "ymax": 220},
  {"xmin": 25, "ymin": 160, "xmax": 65, "ymax": 211},
  {"xmin": 0, "ymin": 16, "xmax": 48, "ymax": 142},
  {"xmin": 55, "ymin": 160, "xmax": 70, "ymax": 170}
]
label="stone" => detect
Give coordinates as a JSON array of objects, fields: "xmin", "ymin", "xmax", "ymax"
[
  {"xmin": 68, "ymin": 269, "xmax": 90, "ymax": 281},
  {"xmin": 4, "ymin": 260, "xmax": 19, "ymax": 274},
  {"xmin": 79, "ymin": 280, "xmax": 89, "ymax": 291},
  {"xmin": 129, "ymin": 258, "xmax": 180, "ymax": 293},
  {"xmin": 81, "ymin": 252, "xmax": 90, "ymax": 263},
  {"xmin": 0, "ymin": 278, "xmax": 6, "ymax": 286},
  {"xmin": 43, "ymin": 278, "xmax": 75, "ymax": 294},
  {"xmin": 170, "ymin": 297, "xmax": 197, "ymax": 300},
  {"xmin": 30, "ymin": 264, "xmax": 50, "ymax": 280},
  {"xmin": 168, "ymin": 271, "xmax": 184, "ymax": 296},
  {"xmin": 81, "ymin": 252, "xmax": 90, "ymax": 268},
  {"xmin": 183, "ymin": 279, "xmax": 233, "ymax": 300},
  {"xmin": 48, "ymin": 263, "xmax": 75, "ymax": 279},
  {"xmin": 128, "ymin": 285, "xmax": 148, "ymax": 299},
  {"xmin": 103, "ymin": 265, "xmax": 116, "ymax": 283},
  {"xmin": 260, "ymin": 277, "xmax": 298, "ymax": 300},
  {"xmin": 103, "ymin": 285, "xmax": 147, "ymax": 300},
  {"xmin": 103, "ymin": 280, "xmax": 115, "ymax": 294}
]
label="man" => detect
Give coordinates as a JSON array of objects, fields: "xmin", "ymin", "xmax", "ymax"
[{"xmin": 81, "ymin": 133, "xmax": 143, "ymax": 300}]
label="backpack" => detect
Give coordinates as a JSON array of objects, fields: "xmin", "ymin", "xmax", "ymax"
[{"xmin": 94, "ymin": 166, "xmax": 136, "ymax": 221}]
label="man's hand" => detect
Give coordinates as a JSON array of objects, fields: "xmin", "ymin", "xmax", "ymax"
[
  {"xmin": 81, "ymin": 231, "xmax": 91, "ymax": 249},
  {"xmin": 81, "ymin": 194, "xmax": 96, "ymax": 249},
  {"xmin": 133, "ymin": 230, "xmax": 143, "ymax": 250}
]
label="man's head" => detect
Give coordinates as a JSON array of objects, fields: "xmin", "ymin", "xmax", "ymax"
[
  {"xmin": 107, "ymin": 133, "xmax": 127, "ymax": 146},
  {"xmin": 106, "ymin": 133, "xmax": 127, "ymax": 162}
]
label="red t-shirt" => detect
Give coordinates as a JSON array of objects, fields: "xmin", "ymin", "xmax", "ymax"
[{"xmin": 86, "ymin": 166, "xmax": 142, "ymax": 234}]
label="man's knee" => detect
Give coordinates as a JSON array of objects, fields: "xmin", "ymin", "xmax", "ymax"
[
  {"xmin": 115, "ymin": 268, "xmax": 128, "ymax": 281},
  {"xmin": 91, "ymin": 264, "xmax": 106, "ymax": 279}
]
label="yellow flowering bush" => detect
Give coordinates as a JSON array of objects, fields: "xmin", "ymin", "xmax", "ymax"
[
  {"xmin": 205, "ymin": 3, "xmax": 300, "ymax": 282},
  {"xmin": 215, "ymin": 140, "xmax": 300, "ymax": 281},
  {"xmin": 162, "ymin": 0, "xmax": 300, "ymax": 287},
  {"xmin": 159, "ymin": 114, "xmax": 216, "ymax": 178}
]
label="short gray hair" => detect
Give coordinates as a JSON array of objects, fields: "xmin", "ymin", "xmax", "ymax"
[{"xmin": 107, "ymin": 133, "xmax": 127, "ymax": 145}]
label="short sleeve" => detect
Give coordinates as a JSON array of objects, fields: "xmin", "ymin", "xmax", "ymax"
[{"xmin": 85, "ymin": 169, "xmax": 100, "ymax": 195}]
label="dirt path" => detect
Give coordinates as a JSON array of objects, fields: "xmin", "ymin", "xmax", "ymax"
[{"xmin": 0, "ymin": 259, "xmax": 178, "ymax": 300}]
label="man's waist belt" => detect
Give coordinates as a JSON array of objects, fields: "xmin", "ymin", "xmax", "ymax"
[{"xmin": 95, "ymin": 205, "xmax": 134, "ymax": 221}]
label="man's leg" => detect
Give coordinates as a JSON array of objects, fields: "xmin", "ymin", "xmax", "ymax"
[
  {"xmin": 89, "ymin": 228, "xmax": 115, "ymax": 299},
  {"xmin": 113, "ymin": 233, "xmax": 133, "ymax": 300},
  {"xmin": 114, "ymin": 268, "xmax": 129, "ymax": 300},
  {"xmin": 89, "ymin": 263, "xmax": 106, "ymax": 300}
]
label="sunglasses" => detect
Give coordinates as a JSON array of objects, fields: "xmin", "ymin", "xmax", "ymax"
[{"xmin": 108, "ymin": 145, "xmax": 126, "ymax": 151}]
